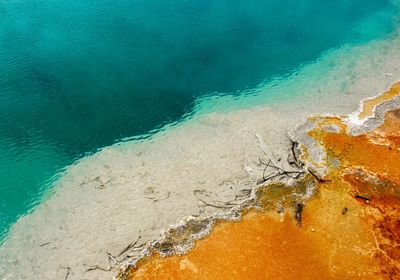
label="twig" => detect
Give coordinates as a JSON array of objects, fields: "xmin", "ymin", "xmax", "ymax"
[
  {"xmin": 106, "ymin": 252, "xmax": 118, "ymax": 265},
  {"xmin": 84, "ymin": 264, "xmax": 112, "ymax": 272},
  {"xmin": 308, "ymin": 169, "xmax": 329, "ymax": 183},
  {"xmin": 257, "ymin": 158, "xmax": 304, "ymax": 184},
  {"xmin": 39, "ymin": 242, "xmax": 50, "ymax": 247},
  {"xmin": 295, "ymin": 202, "xmax": 304, "ymax": 227},
  {"xmin": 196, "ymin": 197, "xmax": 234, "ymax": 209},
  {"xmin": 118, "ymin": 235, "xmax": 142, "ymax": 257},
  {"xmin": 84, "ymin": 235, "xmax": 146, "ymax": 274},
  {"xmin": 193, "ymin": 190, "xmax": 235, "ymax": 209},
  {"xmin": 288, "ymin": 141, "xmax": 303, "ymax": 168},
  {"xmin": 355, "ymin": 194, "xmax": 371, "ymax": 202},
  {"xmin": 291, "ymin": 141, "xmax": 299, "ymax": 164}
]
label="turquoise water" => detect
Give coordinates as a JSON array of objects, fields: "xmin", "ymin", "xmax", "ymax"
[{"xmin": 0, "ymin": 0, "xmax": 398, "ymax": 240}]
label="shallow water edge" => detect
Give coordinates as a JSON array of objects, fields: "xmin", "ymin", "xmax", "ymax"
[{"xmin": 119, "ymin": 82, "xmax": 400, "ymax": 280}]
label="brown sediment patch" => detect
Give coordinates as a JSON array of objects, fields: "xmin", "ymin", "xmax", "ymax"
[
  {"xmin": 121, "ymin": 109, "xmax": 400, "ymax": 279},
  {"xmin": 358, "ymin": 82, "xmax": 400, "ymax": 120},
  {"xmin": 312, "ymin": 117, "xmax": 400, "ymax": 185},
  {"xmin": 122, "ymin": 175, "xmax": 382, "ymax": 280},
  {"xmin": 374, "ymin": 109, "xmax": 400, "ymax": 146},
  {"xmin": 307, "ymin": 108, "xmax": 400, "ymax": 278},
  {"xmin": 124, "ymin": 206, "xmax": 379, "ymax": 280}
]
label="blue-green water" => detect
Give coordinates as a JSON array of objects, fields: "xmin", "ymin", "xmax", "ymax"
[{"xmin": 0, "ymin": 0, "xmax": 398, "ymax": 240}]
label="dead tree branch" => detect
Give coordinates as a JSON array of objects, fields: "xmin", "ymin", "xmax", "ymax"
[
  {"xmin": 84, "ymin": 238, "xmax": 146, "ymax": 274},
  {"xmin": 257, "ymin": 158, "xmax": 304, "ymax": 185},
  {"xmin": 288, "ymin": 141, "xmax": 304, "ymax": 168},
  {"xmin": 307, "ymin": 169, "xmax": 329, "ymax": 183},
  {"xmin": 118, "ymin": 235, "xmax": 142, "ymax": 257}
]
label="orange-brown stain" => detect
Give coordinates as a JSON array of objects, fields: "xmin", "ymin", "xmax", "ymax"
[
  {"xmin": 123, "ymin": 92, "xmax": 400, "ymax": 280},
  {"xmin": 307, "ymin": 107, "xmax": 400, "ymax": 278},
  {"xmin": 358, "ymin": 82, "xmax": 400, "ymax": 120},
  {"xmin": 321, "ymin": 125, "xmax": 400, "ymax": 185},
  {"xmin": 126, "ymin": 207, "xmax": 379, "ymax": 280}
]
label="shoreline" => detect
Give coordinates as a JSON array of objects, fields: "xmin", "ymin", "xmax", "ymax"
[
  {"xmin": 120, "ymin": 81, "xmax": 400, "ymax": 280},
  {"xmin": 1, "ymin": 32, "xmax": 400, "ymax": 280}
]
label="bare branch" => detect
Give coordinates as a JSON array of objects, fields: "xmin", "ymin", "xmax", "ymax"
[
  {"xmin": 118, "ymin": 235, "xmax": 142, "ymax": 257},
  {"xmin": 257, "ymin": 157, "xmax": 304, "ymax": 185},
  {"xmin": 308, "ymin": 169, "xmax": 329, "ymax": 183}
]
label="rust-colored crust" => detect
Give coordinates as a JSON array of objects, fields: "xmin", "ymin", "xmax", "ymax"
[
  {"xmin": 358, "ymin": 82, "xmax": 400, "ymax": 120},
  {"xmin": 123, "ymin": 88, "xmax": 400, "ymax": 280}
]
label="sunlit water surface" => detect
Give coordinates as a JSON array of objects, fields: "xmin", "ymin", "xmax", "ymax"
[{"xmin": 0, "ymin": 0, "xmax": 398, "ymax": 239}]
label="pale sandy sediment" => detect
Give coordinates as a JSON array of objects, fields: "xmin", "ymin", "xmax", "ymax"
[{"xmin": 1, "ymin": 33, "xmax": 400, "ymax": 280}]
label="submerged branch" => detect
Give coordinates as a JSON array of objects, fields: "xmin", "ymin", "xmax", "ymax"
[{"xmin": 257, "ymin": 158, "xmax": 304, "ymax": 185}]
